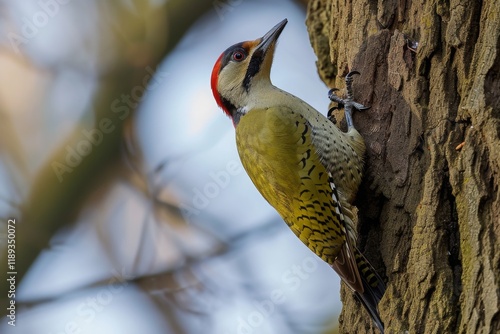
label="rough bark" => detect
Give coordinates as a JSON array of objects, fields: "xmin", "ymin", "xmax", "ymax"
[{"xmin": 306, "ymin": 0, "xmax": 500, "ymax": 333}]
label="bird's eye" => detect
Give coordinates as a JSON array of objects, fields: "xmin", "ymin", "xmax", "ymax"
[{"xmin": 232, "ymin": 51, "xmax": 245, "ymax": 62}]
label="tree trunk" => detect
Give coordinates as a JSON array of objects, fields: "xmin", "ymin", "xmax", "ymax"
[{"xmin": 306, "ymin": 0, "xmax": 500, "ymax": 333}]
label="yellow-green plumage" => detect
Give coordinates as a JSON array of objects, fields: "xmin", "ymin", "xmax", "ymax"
[
  {"xmin": 236, "ymin": 106, "xmax": 345, "ymax": 263},
  {"xmin": 236, "ymin": 104, "xmax": 385, "ymax": 332}
]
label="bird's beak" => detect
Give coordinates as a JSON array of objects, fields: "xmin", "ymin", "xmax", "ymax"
[
  {"xmin": 255, "ymin": 19, "xmax": 288, "ymax": 54},
  {"xmin": 241, "ymin": 19, "xmax": 288, "ymax": 88}
]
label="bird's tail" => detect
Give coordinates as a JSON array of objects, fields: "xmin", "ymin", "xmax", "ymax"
[
  {"xmin": 353, "ymin": 247, "xmax": 386, "ymax": 333},
  {"xmin": 331, "ymin": 244, "xmax": 386, "ymax": 333}
]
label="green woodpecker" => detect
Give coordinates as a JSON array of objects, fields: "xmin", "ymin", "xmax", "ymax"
[{"xmin": 211, "ymin": 19, "xmax": 386, "ymax": 333}]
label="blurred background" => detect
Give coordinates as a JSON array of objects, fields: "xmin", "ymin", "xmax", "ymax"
[{"xmin": 0, "ymin": 0, "xmax": 341, "ymax": 333}]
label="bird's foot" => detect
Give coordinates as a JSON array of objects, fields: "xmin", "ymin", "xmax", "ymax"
[{"xmin": 327, "ymin": 71, "xmax": 370, "ymax": 131}]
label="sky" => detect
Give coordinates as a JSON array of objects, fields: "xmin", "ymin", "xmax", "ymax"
[{"xmin": 0, "ymin": 0, "xmax": 342, "ymax": 333}]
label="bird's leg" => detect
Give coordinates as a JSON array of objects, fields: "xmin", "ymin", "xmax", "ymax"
[{"xmin": 328, "ymin": 71, "xmax": 370, "ymax": 131}]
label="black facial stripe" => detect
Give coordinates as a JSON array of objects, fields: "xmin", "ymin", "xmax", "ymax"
[{"xmin": 242, "ymin": 48, "xmax": 264, "ymax": 91}]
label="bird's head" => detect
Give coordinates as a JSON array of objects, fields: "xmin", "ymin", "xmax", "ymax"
[{"xmin": 211, "ymin": 19, "xmax": 287, "ymax": 125}]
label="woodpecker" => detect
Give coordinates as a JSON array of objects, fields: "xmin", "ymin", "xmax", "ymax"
[{"xmin": 211, "ymin": 19, "xmax": 386, "ymax": 333}]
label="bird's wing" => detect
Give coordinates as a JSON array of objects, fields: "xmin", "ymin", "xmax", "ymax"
[
  {"xmin": 236, "ymin": 106, "xmax": 360, "ymax": 277},
  {"xmin": 307, "ymin": 111, "xmax": 365, "ymax": 205}
]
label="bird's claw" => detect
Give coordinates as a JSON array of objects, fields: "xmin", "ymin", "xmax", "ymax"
[
  {"xmin": 327, "ymin": 106, "xmax": 338, "ymax": 124},
  {"xmin": 327, "ymin": 71, "xmax": 370, "ymax": 130}
]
